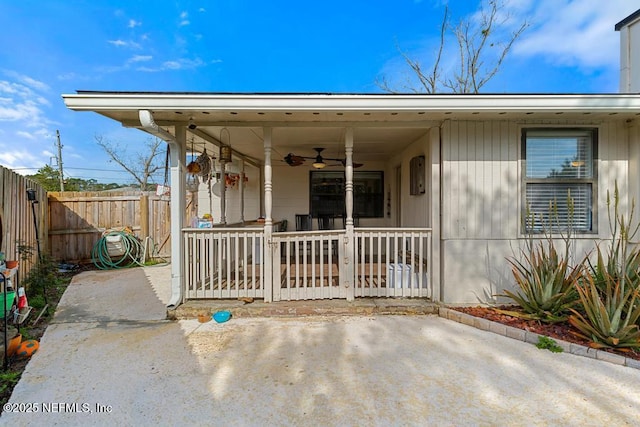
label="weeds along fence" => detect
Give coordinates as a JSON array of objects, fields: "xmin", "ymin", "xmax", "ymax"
[
  {"xmin": 0, "ymin": 166, "xmax": 47, "ymax": 279},
  {"xmin": 48, "ymin": 191, "xmax": 189, "ymax": 264}
]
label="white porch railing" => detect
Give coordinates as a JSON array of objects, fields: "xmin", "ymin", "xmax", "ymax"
[
  {"xmin": 354, "ymin": 228, "xmax": 432, "ymax": 298},
  {"xmin": 271, "ymin": 230, "xmax": 347, "ymax": 301},
  {"xmin": 182, "ymin": 227, "xmax": 432, "ymax": 301},
  {"xmin": 183, "ymin": 228, "xmax": 264, "ymax": 299}
]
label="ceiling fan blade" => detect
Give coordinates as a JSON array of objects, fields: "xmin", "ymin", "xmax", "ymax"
[
  {"xmin": 340, "ymin": 159, "xmax": 364, "ymax": 168},
  {"xmin": 284, "ymin": 153, "xmax": 305, "ymax": 166}
]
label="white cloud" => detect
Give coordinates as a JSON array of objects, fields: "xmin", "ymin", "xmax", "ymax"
[
  {"xmin": 107, "ymin": 39, "xmax": 141, "ymax": 49},
  {"xmin": 0, "ymin": 71, "xmax": 57, "ymax": 174},
  {"xmin": 180, "ymin": 11, "xmax": 190, "ymax": 26},
  {"xmin": 108, "ymin": 39, "xmax": 127, "ymax": 47},
  {"xmin": 0, "ymin": 78, "xmax": 52, "ymax": 125},
  {"xmin": 128, "ymin": 55, "xmax": 152, "ymax": 63},
  {"xmin": 128, "ymin": 19, "xmax": 141, "ymax": 28},
  {"xmin": 136, "ymin": 57, "xmax": 206, "ymax": 72},
  {"xmin": 16, "ymin": 131, "xmax": 36, "ymax": 139},
  {"xmin": 0, "ymin": 150, "xmax": 39, "ymax": 165},
  {"xmin": 509, "ymin": 0, "xmax": 639, "ymax": 69}
]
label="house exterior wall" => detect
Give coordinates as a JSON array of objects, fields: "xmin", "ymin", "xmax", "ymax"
[
  {"xmin": 440, "ymin": 119, "xmax": 632, "ymax": 304},
  {"xmin": 619, "ymin": 13, "xmax": 640, "ymax": 93},
  {"xmin": 196, "ymin": 164, "xmax": 261, "ymax": 224},
  {"xmin": 394, "ymin": 133, "xmax": 431, "ymax": 228},
  {"xmin": 272, "ymin": 165, "xmax": 311, "ymax": 229},
  {"xmin": 630, "ymin": 121, "xmax": 640, "ymax": 210},
  {"xmin": 271, "ymin": 160, "xmax": 390, "ymax": 230}
]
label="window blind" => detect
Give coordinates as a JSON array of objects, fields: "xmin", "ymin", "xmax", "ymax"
[
  {"xmin": 525, "ymin": 183, "xmax": 592, "ymax": 232},
  {"xmin": 523, "ymin": 128, "xmax": 596, "ymax": 233}
]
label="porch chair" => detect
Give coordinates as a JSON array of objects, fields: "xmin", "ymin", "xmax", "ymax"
[
  {"xmin": 317, "ymin": 215, "xmax": 334, "ymax": 230},
  {"xmin": 317, "ymin": 215, "xmax": 338, "ymax": 259},
  {"xmin": 295, "ymin": 214, "xmax": 312, "ymax": 231}
]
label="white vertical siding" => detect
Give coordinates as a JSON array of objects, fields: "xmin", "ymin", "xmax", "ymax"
[
  {"xmin": 619, "ymin": 16, "xmax": 640, "ymax": 93},
  {"xmin": 597, "ymin": 121, "xmax": 629, "ymax": 236},
  {"xmin": 629, "ymin": 122, "xmax": 640, "ymax": 212},
  {"xmin": 442, "ymin": 120, "xmax": 519, "ymax": 240},
  {"xmin": 440, "ymin": 119, "xmax": 633, "ymax": 303}
]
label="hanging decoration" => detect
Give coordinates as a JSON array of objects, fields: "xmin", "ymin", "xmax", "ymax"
[
  {"xmin": 223, "ymin": 173, "xmax": 248, "ymax": 189},
  {"xmin": 219, "ymin": 128, "xmax": 232, "ymax": 163},
  {"xmin": 220, "ymin": 145, "xmax": 232, "ymax": 163},
  {"xmin": 185, "ymin": 138, "xmax": 200, "ymax": 192},
  {"xmin": 186, "ymin": 173, "xmax": 199, "ymax": 193}
]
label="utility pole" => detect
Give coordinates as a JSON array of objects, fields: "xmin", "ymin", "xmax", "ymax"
[{"xmin": 56, "ymin": 130, "xmax": 65, "ymax": 191}]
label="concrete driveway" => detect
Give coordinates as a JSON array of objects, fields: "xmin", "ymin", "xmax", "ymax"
[{"xmin": 2, "ymin": 264, "xmax": 640, "ymax": 426}]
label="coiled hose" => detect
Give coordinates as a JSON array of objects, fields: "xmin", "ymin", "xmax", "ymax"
[{"xmin": 91, "ymin": 230, "xmax": 144, "ymax": 270}]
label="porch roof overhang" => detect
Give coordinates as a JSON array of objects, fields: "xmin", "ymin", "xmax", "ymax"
[{"xmin": 62, "ymin": 92, "xmax": 640, "ymax": 164}]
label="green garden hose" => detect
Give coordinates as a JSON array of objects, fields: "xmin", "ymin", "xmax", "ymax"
[{"xmin": 91, "ymin": 230, "xmax": 144, "ymax": 270}]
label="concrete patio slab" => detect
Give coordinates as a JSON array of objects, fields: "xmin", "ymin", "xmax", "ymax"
[{"xmin": 2, "ymin": 264, "xmax": 640, "ymax": 426}]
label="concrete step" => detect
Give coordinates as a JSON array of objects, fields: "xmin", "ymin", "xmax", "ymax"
[{"xmin": 168, "ymin": 298, "xmax": 439, "ymax": 320}]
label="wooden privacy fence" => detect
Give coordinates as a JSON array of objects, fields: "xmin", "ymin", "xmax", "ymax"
[
  {"xmin": 0, "ymin": 166, "xmax": 47, "ymax": 279},
  {"xmin": 48, "ymin": 191, "xmax": 185, "ymax": 263}
]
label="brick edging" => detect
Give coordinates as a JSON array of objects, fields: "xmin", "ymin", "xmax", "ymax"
[{"xmin": 438, "ymin": 307, "xmax": 640, "ymax": 370}]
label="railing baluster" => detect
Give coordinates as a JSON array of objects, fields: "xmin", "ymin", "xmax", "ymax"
[{"xmin": 183, "ymin": 227, "xmax": 431, "ymax": 302}]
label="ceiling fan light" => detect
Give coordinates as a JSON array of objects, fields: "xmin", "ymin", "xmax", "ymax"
[{"xmin": 313, "ymin": 154, "xmax": 326, "ymax": 169}]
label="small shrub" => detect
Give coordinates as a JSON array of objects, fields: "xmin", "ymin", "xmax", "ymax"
[
  {"xmin": 0, "ymin": 371, "xmax": 21, "ymax": 395},
  {"xmin": 536, "ymin": 336, "xmax": 564, "ymax": 353},
  {"xmin": 21, "ymin": 254, "xmax": 63, "ymax": 296},
  {"xmin": 27, "ymin": 295, "xmax": 46, "ymax": 310}
]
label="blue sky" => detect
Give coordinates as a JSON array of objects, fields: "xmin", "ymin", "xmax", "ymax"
[{"xmin": 0, "ymin": 0, "xmax": 637, "ymax": 185}]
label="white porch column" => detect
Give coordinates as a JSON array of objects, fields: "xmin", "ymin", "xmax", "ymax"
[
  {"xmin": 430, "ymin": 127, "xmax": 442, "ymax": 303},
  {"xmin": 263, "ymin": 127, "xmax": 273, "ymax": 302},
  {"xmin": 344, "ymin": 128, "xmax": 355, "ymax": 301},
  {"xmin": 239, "ymin": 160, "xmax": 245, "ymax": 223},
  {"xmin": 169, "ymin": 125, "xmax": 187, "ymax": 307}
]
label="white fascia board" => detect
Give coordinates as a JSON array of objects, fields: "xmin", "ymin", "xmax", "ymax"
[{"xmin": 62, "ymin": 93, "xmax": 640, "ymax": 113}]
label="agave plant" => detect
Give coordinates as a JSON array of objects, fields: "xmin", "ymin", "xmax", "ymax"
[
  {"xmin": 501, "ymin": 240, "xmax": 582, "ymax": 323},
  {"xmin": 591, "ymin": 185, "xmax": 640, "ymax": 293},
  {"xmin": 569, "ymin": 268, "xmax": 640, "ymax": 350},
  {"xmin": 501, "ymin": 196, "xmax": 582, "ymax": 323}
]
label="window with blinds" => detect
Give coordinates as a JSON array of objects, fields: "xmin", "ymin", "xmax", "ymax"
[{"xmin": 522, "ymin": 128, "xmax": 597, "ymax": 233}]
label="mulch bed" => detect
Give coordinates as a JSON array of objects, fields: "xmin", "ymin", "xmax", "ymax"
[{"xmin": 452, "ymin": 305, "xmax": 640, "ymax": 362}]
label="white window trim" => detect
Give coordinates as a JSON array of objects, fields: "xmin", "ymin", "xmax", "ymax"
[{"xmin": 520, "ymin": 126, "xmax": 599, "ymax": 235}]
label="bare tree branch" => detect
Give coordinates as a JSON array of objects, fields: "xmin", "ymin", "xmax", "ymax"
[
  {"xmin": 95, "ymin": 135, "xmax": 165, "ymax": 191},
  {"xmin": 380, "ymin": 0, "xmax": 528, "ymax": 94}
]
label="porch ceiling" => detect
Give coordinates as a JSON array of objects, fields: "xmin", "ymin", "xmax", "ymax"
[{"xmin": 63, "ymin": 92, "xmax": 640, "ymax": 165}]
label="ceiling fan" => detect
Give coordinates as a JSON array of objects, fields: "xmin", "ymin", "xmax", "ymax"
[{"xmin": 284, "ymin": 147, "xmax": 363, "ymax": 169}]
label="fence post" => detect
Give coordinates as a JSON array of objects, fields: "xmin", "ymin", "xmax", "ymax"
[
  {"xmin": 140, "ymin": 193, "xmax": 149, "ymax": 242},
  {"xmin": 140, "ymin": 193, "xmax": 149, "ymax": 259}
]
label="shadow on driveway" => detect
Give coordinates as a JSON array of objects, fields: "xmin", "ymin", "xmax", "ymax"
[{"xmin": 3, "ymin": 265, "xmax": 640, "ymax": 426}]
